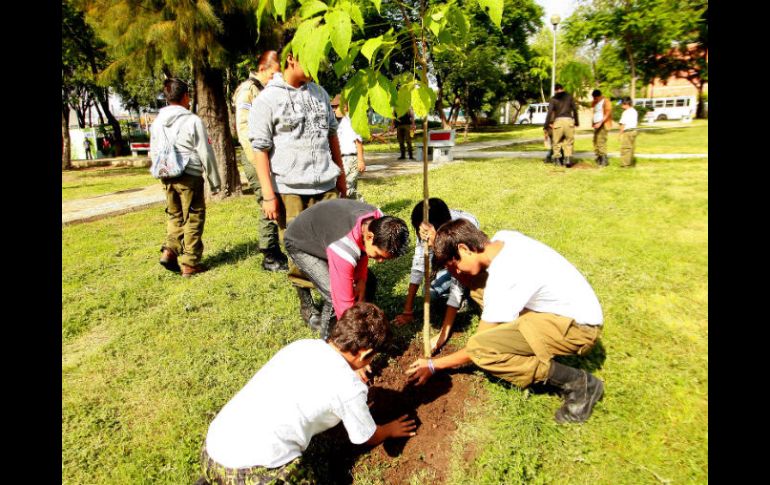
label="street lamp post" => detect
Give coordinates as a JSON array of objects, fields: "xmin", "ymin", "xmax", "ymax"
[{"xmin": 550, "ymin": 14, "xmax": 561, "ymax": 98}]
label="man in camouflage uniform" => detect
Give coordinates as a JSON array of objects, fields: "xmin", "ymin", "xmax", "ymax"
[{"xmin": 233, "ymin": 50, "xmax": 288, "ymax": 271}]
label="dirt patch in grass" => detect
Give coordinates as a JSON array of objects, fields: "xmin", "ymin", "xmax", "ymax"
[{"xmin": 305, "ymin": 341, "xmax": 482, "ymax": 484}]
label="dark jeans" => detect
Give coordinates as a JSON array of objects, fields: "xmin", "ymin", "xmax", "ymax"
[{"xmin": 285, "ymin": 248, "xmax": 377, "ymax": 339}]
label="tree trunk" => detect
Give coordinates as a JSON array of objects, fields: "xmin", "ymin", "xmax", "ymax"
[
  {"xmin": 435, "ymin": 74, "xmax": 450, "ymax": 129},
  {"xmin": 74, "ymin": 106, "xmax": 86, "ymax": 128},
  {"xmin": 94, "ymin": 87, "xmax": 125, "ymax": 156},
  {"xmin": 62, "ymin": 105, "xmax": 72, "ymax": 170},
  {"xmin": 695, "ymin": 83, "xmax": 705, "ymax": 119},
  {"xmin": 194, "ymin": 62, "xmax": 241, "ymax": 200},
  {"xmin": 626, "ymin": 46, "xmax": 636, "ymax": 102}
]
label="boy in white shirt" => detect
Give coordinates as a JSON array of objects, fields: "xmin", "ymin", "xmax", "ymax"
[
  {"xmin": 331, "ymin": 94, "xmax": 366, "ymax": 200},
  {"xmin": 198, "ymin": 303, "xmax": 416, "ymax": 484},
  {"xmin": 406, "ymin": 219, "xmax": 605, "ymax": 424},
  {"xmin": 619, "ymin": 96, "xmax": 639, "ymax": 168},
  {"xmin": 393, "ymin": 198, "xmax": 482, "ymax": 354}
]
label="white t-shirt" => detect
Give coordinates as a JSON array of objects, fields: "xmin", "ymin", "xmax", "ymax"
[
  {"xmin": 410, "ymin": 209, "xmax": 479, "ymax": 308},
  {"xmin": 205, "ymin": 340, "xmax": 376, "ymax": 469},
  {"xmin": 619, "ymin": 107, "xmax": 638, "ymax": 130},
  {"xmin": 592, "ymin": 99, "xmax": 606, "ymax": 124},
  {"xmin": 481, "ymin": 231, "xmax": 603, "ymax": 326},
  {"xmin": 337, "ymin": 115, "xmax": 362, "ymax": 155}
]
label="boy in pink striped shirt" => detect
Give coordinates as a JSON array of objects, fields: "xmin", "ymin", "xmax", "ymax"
[{"xmin": 284, "ymin": 199, "xmax": 410, "ymax": 340}]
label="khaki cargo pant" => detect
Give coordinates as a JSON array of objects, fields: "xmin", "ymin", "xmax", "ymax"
[
  {"xmin": 620, "ymin": 130, "xmax": 638, "ymax": 166},
  {"xmin": 593, "ymin": 124, "xmax": 608, "ymax": 157},
  {"xmin": 397, "ymin": 125, "xmax": 412, "ymax": 157},
  {"xmin": 552, "ymin": 117, "xmax": 575, "ymax": 159},
  {"xmin": 465, "ymin": 271, "xmax": 600, "ymax": 388},
  {"xmin": 162, "ymin": 173, "xmax": 205, "ymax": 267},
  {"xmin": 341, "ymin": 154, "xmax": 361, "ymax": 200},
  {"xmin": 278, "ymin": 190, "xmax": 338, "ymax": 288},
  {"xmin": 240, "ymin": 151, "xmax": 281, "ymax": 252}
]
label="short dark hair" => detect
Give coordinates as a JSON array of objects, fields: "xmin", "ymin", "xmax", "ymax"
[
  {"xmin": 621, "ymin": 96, "xmax": 633, "ymax": 105},
  {"xmin": 555, "ymin": 83, "xmax": 564, "ymax": 91},
  {"xmin": 432, "ymin": 218, "xmax": 489, "ymax": 269},
  {"xmin": 410, "ymin": 198, "xmax": 451, "ymax": 238},
  {"xmin": 257, "ymin": 50, "xmax": 279, "ymax": 71},
  {"xmin": 163, "ymin": 78, "xmax": 189, "ymax": 103},
  {"xmin": 329, "ymin": 302, "xmax": 390, "ymax": 354},
  {"xmin": 368, "ymin": 216, "xmax": 410, "ymax": 257},
  {"xmin": 592, "ymin": 89, "xmax": 602, "ymax": 97}
]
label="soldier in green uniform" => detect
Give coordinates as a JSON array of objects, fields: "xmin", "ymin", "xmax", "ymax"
[{"xmin": 233, "ymin": 50, "xmax": 289, "ymax": 271}]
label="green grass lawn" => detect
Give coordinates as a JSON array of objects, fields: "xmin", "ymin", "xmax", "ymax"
[
  {"xmin": 485, "ymin": 120, "xmax": 708, "ymax": 154},
  {"xmin": 63, "ymin": 147, "xmax": 707, "ymax": 483},
  {"xmin": 62, "ymin": 166, "xmax": 156, "ymax": 201}
]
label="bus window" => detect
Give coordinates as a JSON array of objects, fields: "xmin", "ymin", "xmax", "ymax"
[
  {"xmin": 676, "ymin": 99, "xmax": 685, "ymax": 107},
  {"xmin": 655, "ymin": 99, "xmax": 664, "ymax": 107},
  {"xmin": 646, "ymin": 101, "xmax": 653, "ymax": 108},
  {"xmin": 665, "ymin": 99, "xmax": 674, "ymax": 107}
]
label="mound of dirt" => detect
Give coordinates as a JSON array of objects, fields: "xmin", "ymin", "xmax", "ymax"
[{"xmin": 304, "ymin": 342, "xmax": 483, "ymax": 484}]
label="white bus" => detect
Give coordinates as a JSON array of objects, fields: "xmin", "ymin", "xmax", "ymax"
[
  {"xmin": 516, "ymin": 103, "xmax": 549, "ymax": 124},
  {"xmin": 634, "ymin": 96, "xmax": 696, "ymax": 122}
]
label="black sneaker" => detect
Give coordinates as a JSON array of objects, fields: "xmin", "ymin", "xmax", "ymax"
[{"xmin": 262, "ymin": 249, "xmax": 289, "ymax": 272}]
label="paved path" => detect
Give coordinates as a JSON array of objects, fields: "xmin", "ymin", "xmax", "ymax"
[{"xmin": 62, "ymin": 123, "xmax": 706, "ymax": 225}]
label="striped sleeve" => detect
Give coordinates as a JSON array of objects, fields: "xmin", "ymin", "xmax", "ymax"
[{"xmin": 327, "ymin": 236, "xmax": 362, "ymax": 318}]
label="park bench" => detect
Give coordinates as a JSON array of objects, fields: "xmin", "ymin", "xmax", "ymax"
[
  {"xmin": 130, "ymin": 142, "xmax": 150, "ymax": 157},
  {"xmin": 415, "ymin": 129, "xmax": 456, "ymax": 162}
]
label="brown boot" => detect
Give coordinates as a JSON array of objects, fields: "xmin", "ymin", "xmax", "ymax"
[
  {"xmin": 159, "ymin": 248, "xmax": 179, "ymax": 272},
  {"xmin": 181, "ymin": 264, "xmax": 205, "ymax": 278}
]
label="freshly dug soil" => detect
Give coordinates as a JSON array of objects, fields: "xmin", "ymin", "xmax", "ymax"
[{"xmin": 304, "ymin": 341, "xmax": 483, "ymax": 484}]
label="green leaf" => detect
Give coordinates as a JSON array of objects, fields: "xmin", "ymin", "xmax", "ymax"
[
  {"xmin": 346, "ymin": 78, "xmax": 370, "ymax": 138},
  {"xmin": 446, "ymin": 6, "xmax": 470, "ymax": 41},
  {"xmin": 361, "ymin": 36, "xmax": 383, "ymax": 63},
  {"xmin": 299, "ymin": 24, "xmax": 330, "ymax": 82},
  {"xmin": 477, "ymin": 0, "xmax": 503, "ymax": 29},
  {"xmin": 369, "ymin": 0, "xmax": 381, "ymax": 14},
  {"xmin": 349, "ymin": 3, "xmax": 365, "ymax": 31},
  {"xmin": 333, "ymin": 42, "xmax": 361, "ymax": 77},
  {"xmin": 368, "ymin": 72, "xmax": 395, "ymax": 118},
  {"xmin": 292, "ymin": 17, "xmax": 321, "ymax": 53},
  {"xmin": 326, "ymin": 9, "xmax": 352, "ymax": 58},
  {"xmin": 274, "ymin": 0, "xmax": 288, "ymax": 20},
  {"xmin": 411, "ymin": 83, "xmax": 435, "ymax": 118},
  {"xmin": 427, "ymin": 17, "xmax": 442, "ymax": 38},
  {"xmin": 300, "ymin": 0, "xmax": 328, "ymax": 19},
  {"xmin": 395, "ymin": 83, "xmax": 412, "ymax": 117}
]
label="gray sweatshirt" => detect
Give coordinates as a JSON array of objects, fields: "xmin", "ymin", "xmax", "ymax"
[
  {"xmin": 248, "ymin": 73, "xmax": 339, "ymax": 195},
  {"xmin": 150, "ymin": 105, "xmax": 221, "ymax": 192}
]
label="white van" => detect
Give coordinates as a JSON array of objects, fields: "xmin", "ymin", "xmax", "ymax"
[
  {"xmin": 517, "ymin": 103, "xmax": 549, "ymax": 125},
  {"xmin": 634, "ymin": 96, "xmax": 696, "ymax": 122}
]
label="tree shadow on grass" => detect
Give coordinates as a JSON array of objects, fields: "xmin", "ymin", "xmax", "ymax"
[{"xmin": 202, "ymin": 241, "xmax": 262, "ymax": 270}]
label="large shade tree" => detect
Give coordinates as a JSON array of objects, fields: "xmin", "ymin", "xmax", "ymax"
[
  {"xmin": 563, "ymin": 0, "xmax": 693, "ymax": 102},
  {"xmin": 63, "ymin": 0, "xmax": 127, "ymax": 167},
  {"xmin": 433, "ymin": 0, "xmax": 542, "ymax": 126},
  {"xmin": 80, "ymin": 0, "xmax": 281, "ymax": 199}
]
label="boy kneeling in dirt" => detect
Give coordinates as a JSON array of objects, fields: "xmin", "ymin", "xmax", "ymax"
[
  {"xmin": 406, "ymin": 219, "xmax": 605, "ymax": 424},
  {"xmin": 284, "ymin": 198, "xmax": 410, "ymax": 339},
  {"xmin": 198, "ymin": 302, "xmax": 417, "ymax": 484},
  {"xmin": 392, "ymin": 198, "xmax": 483, "ymax": 354}
]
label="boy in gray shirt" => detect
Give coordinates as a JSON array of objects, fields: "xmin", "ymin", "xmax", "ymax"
[{"xmin": 249, "ymin": 50, "xmax": 347, "ymax": 313}]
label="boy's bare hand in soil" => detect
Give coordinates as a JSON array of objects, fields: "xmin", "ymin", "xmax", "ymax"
[
  {"xmin": 365, "ymin": 415, "xmax": 417, "ymax": 445},
  {"xmin": 406, "ymin": 359, "xmax": 433, "ymax": 386}
]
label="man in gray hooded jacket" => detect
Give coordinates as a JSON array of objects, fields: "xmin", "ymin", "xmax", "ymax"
[
  {"xmin": 151, "ymin": 78, "xmax": 221, "ymax": 277},
  {"xmin": 249, "ymin": 51, "xmax": 347, "ymax": 322}
]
